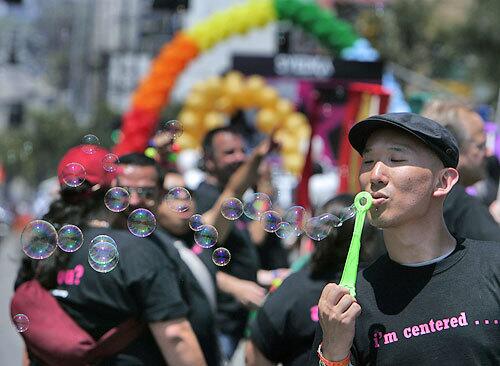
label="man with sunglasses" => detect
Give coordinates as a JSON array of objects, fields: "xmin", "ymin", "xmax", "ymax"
[
  {"xmin": 114, "ymin": 153, "xmax": 218, "ymax": 365},
  {"xmin": 421, "ymin": 101, "xmax": 500, "ymax": 241}
]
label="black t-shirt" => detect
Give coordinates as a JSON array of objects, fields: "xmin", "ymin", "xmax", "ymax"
[
  {"xmin": 257, "ymin": 233, "xmax": 289, "ymax": 270},
  {"xmin": 49, "ymin": 228, "xmax": 188, "ymax": 365},
  {"xmin": 444, "ymin": 184, "xmax": 500, "ymax": 241},
  {"xmin": 195, "ymin": 181, "xmax": 260, "ymax": 338},
  {"xmin": 309, "ymin": 239, "xmax": 500, "ymax": 366},
  {"xmin": 250, "ymin": 266, "xmax": 340, "ymax": 366},
  {"xmin": 149, "ymin": 229, "xmax": 221, "ymax": 366}
]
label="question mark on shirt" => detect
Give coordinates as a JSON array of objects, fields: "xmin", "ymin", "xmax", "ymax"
[{"xmin": 74, "ymin": 264, "xmax": 84, "ymax": 285}]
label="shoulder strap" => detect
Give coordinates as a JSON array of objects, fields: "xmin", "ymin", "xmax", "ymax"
[
  {"xmin": 151, "ymin": 230, "xmax": 217, "ymax": 313},
  {"xmin": 88, "ymin": 318, "xmax": 146, "ymax": 361},
  {"xmin": 172, "ymin": 240, "xmax": 217, "ymax": 313}
]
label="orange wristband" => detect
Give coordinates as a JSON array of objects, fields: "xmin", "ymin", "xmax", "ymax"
[{"xmin": 317, "ymin": 343, "xmax": 350, "ymax": 366}]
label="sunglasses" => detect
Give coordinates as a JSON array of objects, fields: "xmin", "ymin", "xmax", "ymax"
[{"xmin": 122, "ymin": 186, "xmax": 158, "ymax": 200}]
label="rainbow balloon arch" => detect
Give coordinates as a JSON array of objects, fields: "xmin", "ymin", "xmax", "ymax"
[
  {"xmin": 112, "ymin": 0, "xmax": 390, "ymax": 193},
  {"xmin": 113, "ymin": 0, "xmax": 358, "ymax": 152}
]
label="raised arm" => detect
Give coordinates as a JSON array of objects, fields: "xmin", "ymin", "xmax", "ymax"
[{"xmin": 202, "ymin": 136, "xmax": 279, "ymax": 243}]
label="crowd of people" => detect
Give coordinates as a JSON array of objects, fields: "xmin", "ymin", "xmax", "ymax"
[{"xmin": 11, "ymin": 100, "xmax": 500, "ymax": 365}]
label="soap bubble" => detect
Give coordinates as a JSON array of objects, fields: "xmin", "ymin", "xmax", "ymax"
[
  {"xmin": 81, "ymin": 134, "xmax": 100, "ymax": 154},
  {"xmin": 12, "ymin": 314, "xmax": 29, "ymax": 332},
  {"xmin": 243, "ymin": 193, "xmax": 272, "ymax": 220},
  {"xmin": 127, "ymin": 208, "xmax": 156, "ymax": 237},
  {"xmin": 194, "ymin": 225, "xmax": 218, "ymax": 249},
  {"xmin": 260, "ymin": 210, "xmax": 282, "ymax": 232},
  {"xmin": 104, "ymin": 187, "xmax": 130, "ymax": 212},
  {"xmin": 305, "ymin": 213, "xmax": 340, "ymax": 241},
  {"xmin": 221, "ymin": 198, "xmax": 243, "ymax": 220},
  {"xmin": 276, "ymin": 222, "xmax": 294, "ymax": 239},
  {"xmin": 159, "ymin": 119, "xmax": 183, "ymax": 140},
  {"xmin": 340, "ymin": 204, "xmax": 356, "ymax": 223},
  {"xmin": 57, "ymin": 224, "xmax": 84, "ymax": 252},
  {"xmin": 102, "ymin": 153, "xmax": 119, "ymax": 173},
  {"xmin": 283, "ymin": 206, "xmax": 308, "ymax": 236},
  {"xmin": 165, "ymin": 187, "xmax": 191, "ymax": 213},
  {"xmin": 88, "ymin": 235, "xmax": 119, "ymax": 273},
  {"xmin": 61, "ymin": 162, "xmax": 86, "ymax": 187},
  {"xmin": 189, "ymin": 214, "xmax": 204, "ymax": 231},
  {"xmin": 212, "ymin": 247, "xmax": 231, "ymax": 266},
  {"xmin": 21, "ymin": 220, "xmax": 58, "ymax": 259}
]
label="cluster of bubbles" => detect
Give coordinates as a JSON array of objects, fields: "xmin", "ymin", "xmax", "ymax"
[
  {"xmin": 60, "ymin": 135, "xmax": 121, "ymax": 189},
  {"xmin": 185, "ymin": 191, "xmax": 359, "ymax": 268},
  {"xmin": 20, "ymin": 121, "xmax": 362, "ymax": 332},
  {"xmin": 16, "ymin": 124, "xmax": 190, "ymax": 331},
  {"xmin": 21, "ymin": 220, "xmax": 121, "ymax": 273}
]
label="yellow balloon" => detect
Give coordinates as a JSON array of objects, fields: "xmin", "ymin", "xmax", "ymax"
[
  {"xmin": 185, "ymin": 93, "xmax": 209, "ymax": 112},
  {"xmin": 284, "ymin": 112, "xmax": 308, "ymax": 133},
  {"xmin": 256, "ymin": 108, "xmax": 279, "ymax": 134},
  {"xmin": 204, "ymin": 112, "xmax": 226, "ymax": 131},
  {"xmin": 283, "ymin": 152, "xmax": 305, "ymax": 176},
  {"xmin": 293, "ymin": 122, "xmax": 312, "ymax": 140},
  {"xmin": 274, "ymin": 130, "xmax": 297, "ymax": 153},
  {"xmin": 214, "ymin": 96, "xmax": 234, "ymax": 114},
  {"xmin": 274, "ymin": 99, "xmax": 294, "ymax": 117},
  {"xmin": 205, "ymin": 77, "xmax": 223, "ymax": 98},
  {"xmin": 176, "ymin": 133, "xmax": 199, "ymax": 150},
  {"xmin": 246, "ymin": 75, "xmax": 266, "ymax": 93},
  {"xmin": 258, "ymin": 87, "xmax": 279, "ymax": 108},
  {"xmin": 178, "ymin": 110, "xmax": 204, "ymax": 137},
  {"xmin": 192, "ymin": 81, "xmax": 208, "ymax": 95},
  {"xmin": 224, "ymin": 71, "xmax": 244, "ymax": 86}
]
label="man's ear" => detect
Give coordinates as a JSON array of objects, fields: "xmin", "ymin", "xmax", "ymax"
[
  {"xmin": 204, "ymin": 158, "xmax": 215, "ymax": 173},
  {"xmin": 433, "ymin": 168, "xmax": 459, "ymax": 198}
]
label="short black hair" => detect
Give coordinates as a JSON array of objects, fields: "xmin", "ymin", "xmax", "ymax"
[
  {"xmin": 201, "ymin": 126, "xmax": 243, "ymax": 160},
  {"xmin": 118, "ymin": 152, "xmax": 164, "ymax": 188}
]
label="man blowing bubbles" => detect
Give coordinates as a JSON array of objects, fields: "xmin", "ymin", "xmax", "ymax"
[{"xmin": 311, "ymin": 113, "xmax": 500, "ymax": 366}]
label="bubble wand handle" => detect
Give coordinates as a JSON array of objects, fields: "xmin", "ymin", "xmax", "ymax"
[{"xmin": 339, "ymin": 191, "xmax": 372, "ymax": 297}]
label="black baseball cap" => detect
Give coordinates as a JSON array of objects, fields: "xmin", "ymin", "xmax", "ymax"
[{"xmin": 348, "ymin": 112, "xmax": 459, "ymax": 168}]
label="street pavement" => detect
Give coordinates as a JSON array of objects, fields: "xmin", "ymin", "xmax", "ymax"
[{"xmin": 0, "ymin": 230, "xmax": 23, "ymax": 365}]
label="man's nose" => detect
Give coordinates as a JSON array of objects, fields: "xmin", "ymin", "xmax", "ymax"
[
  {"xmin": 129, "ymin": 191, "xmax": 142, "ymax": 207},
  {"xmin": 370, "ymin": 161, "xmax": 389, "ymax": 187},
  {"xmin": 232, "ymin": 150, "xmax": 247, "ymax": 163}
]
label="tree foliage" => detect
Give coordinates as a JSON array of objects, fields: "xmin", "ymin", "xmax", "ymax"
[{"xmin": 0, "ymin": 105, "xmax": 119, "ymax": 185}]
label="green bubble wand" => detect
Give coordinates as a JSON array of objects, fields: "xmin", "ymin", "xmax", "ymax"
[{"xmin": 339, "ymin": 191, "xmax": 372, "ymax": 298}]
